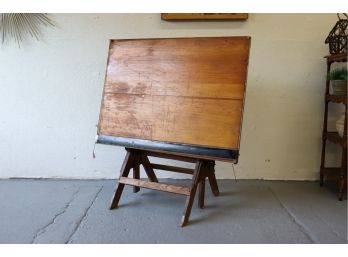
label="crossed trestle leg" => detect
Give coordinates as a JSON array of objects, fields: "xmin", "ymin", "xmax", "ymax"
[{"xmin": 110, "ymin": 148, "xmax": 220, "ymax": 226}]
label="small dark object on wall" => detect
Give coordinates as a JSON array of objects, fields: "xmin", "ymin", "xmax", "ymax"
[{"xmin": 325, "ymin": 13, "xmax": 347, "ymax": 55}]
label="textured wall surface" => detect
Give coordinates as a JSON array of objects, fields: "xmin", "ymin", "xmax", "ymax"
[{"xmin": 0, "ymin": 14, "xmax": 343, "ymax": 179}]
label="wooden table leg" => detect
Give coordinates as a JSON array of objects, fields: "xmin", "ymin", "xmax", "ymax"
[
  {"xmin": 132, "ymin": 152, "xmax": 140, "ymax": 193},
  {"xmin": 208, "ymin": 172, "xmax": 220, "ymax": 196},
  {"xmin": 181, "ymin": 161, "xmax": 203, "ymax": 227},
  {"xmin": 198, "ymin": 178, "xmax": 205, "ymax": 209},
  {"xmin": 141, "ymin": 154, "xmax": 159, "ymax": 182},
  {"xmin": 110, "ymin": 151, "xmax": 133, "ymax": 209},
  {"xmin": 206, "ymin": 161, "xmax": 220, "ymax": 196},
  {"xmin": 133, "ymin": 164, "xmax": 140, "ymax": 193}
]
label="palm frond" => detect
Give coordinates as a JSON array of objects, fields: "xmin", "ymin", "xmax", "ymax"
[{"xmin": 0, "ymin": 13, "xmax": 54, "ymax": 46}]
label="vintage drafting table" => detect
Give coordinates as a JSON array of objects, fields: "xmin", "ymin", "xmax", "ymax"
[{"xmin": 97, "ymin": 37, "xmax": 251, "ymax": 226}]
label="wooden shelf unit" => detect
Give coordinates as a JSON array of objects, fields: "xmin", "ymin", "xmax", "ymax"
[{"xmin": 320, "ymin": 54, "xmax": 347, "ymax": 201}]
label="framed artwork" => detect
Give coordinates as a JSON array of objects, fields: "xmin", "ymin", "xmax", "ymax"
[{"xmin": 161, "ymin": 13, "xmax": 248, "ymax": 21}]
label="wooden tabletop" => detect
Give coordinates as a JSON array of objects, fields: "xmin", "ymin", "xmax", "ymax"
[{"xmin": 98, "ymin": 37, "xmax": 251, "ymax": 151}]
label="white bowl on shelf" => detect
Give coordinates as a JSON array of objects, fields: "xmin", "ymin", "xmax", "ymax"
[{"xmin": 336, "ymin": 114, "xmax": 345, "ymax": 137}]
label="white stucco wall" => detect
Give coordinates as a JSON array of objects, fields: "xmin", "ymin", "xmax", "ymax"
[{"xmin": 0, "ymin": 13, "xmax": 343, "ymax": 179}]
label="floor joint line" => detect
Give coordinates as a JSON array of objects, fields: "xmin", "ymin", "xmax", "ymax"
[
  {"xmin": 66, "ymin": 186, "xmax": 103, "ymax": 244},
  {"xmin": 268, "ymin": 186, "xmax": 316, "ymax": 243}
]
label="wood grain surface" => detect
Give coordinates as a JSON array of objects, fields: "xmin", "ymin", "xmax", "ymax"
[{"xmin": 98, "ymin": 37, "xmax": 250, "ymax": 150}]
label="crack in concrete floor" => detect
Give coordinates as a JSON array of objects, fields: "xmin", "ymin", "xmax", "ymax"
[
  {"xmin": 30, "ymin": 187, "xmax": 81, "ymax": 244},
  {"xmin": 66, "ymin": 186, "xmax": 103, "ymax": 243}
]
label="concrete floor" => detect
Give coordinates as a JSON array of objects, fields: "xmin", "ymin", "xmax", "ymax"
[{"xmin": 0, "ymin": 179, "xmax": 346, "ymax": 244}]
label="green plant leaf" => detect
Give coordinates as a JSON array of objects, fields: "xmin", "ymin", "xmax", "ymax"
[{"xmin": 327, "ymin": 67, "xmax": 348, "ymax": 81}]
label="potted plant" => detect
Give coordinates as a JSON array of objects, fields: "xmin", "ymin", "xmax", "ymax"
[{"xmin": 327, "ymin": 67, "xmax": 348, "ymax": 95}]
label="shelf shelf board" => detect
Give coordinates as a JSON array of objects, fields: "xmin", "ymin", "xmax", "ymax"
[
  {"xmin": 323, "ymin": 131, "xmax": 347, "ymax": 148},
  {"xmin": 326, "ymin": 94, "xmax": 347, "ymax": 105},
  {"xmin": 325, "ymin": 53, "xmax": 347, "ymax": 63},
  {"xmin": 320, "ymin": 167, "xmax": 342, "ymax": 180}
]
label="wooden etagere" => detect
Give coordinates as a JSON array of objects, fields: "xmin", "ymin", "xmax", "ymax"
[{"xmin": 320, "ymin": 53, "xmax": 347, "ymax": 200}]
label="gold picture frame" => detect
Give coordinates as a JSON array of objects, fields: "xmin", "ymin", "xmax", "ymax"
[{"xmin": 161, "ymin": 13, "xmax": 248, "ymax": 21}]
